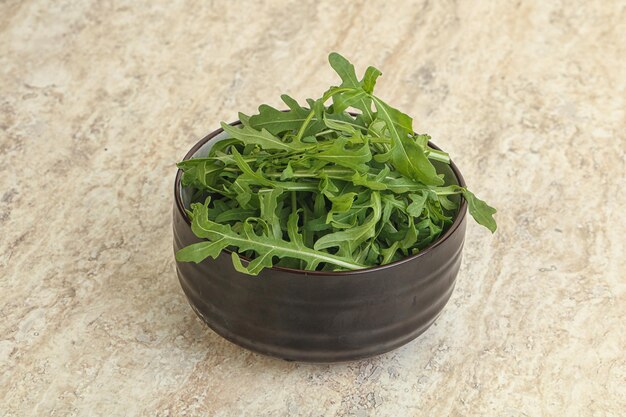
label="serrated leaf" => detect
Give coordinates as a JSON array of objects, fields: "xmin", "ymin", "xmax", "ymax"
[
  {"xmin": 258, "ymin": 188, "xmax": 284, "ymax": 239},
  {"xmin": 175, "ymin": 240, "xmax": 227, "ymax": 263},
  {"xmin": 215, "ymin": 207, "xmax": 258, "ymax": 223},
  {"xmin": 406, "ymin": 192, "xmax": 428, "ymax": 217},
  {"xmin": 328, "ymin": 52, "xmax": 375, "ymax": 123},
  {"xmin": 176, "ymin": 198, "xmax": 365, "ymax": 275},
  {"xmin": 332, "ymin": 89, "xmax": 369, "ymax": 114},
  {"xmin": 177, "ymin": 158, "xmax": 223, "ymax": 188},
  {"xmin": 370, "ymin": 96, "xmax": 443, "ymax": 186},
  {"xmin": 461, "ymin": 188, "xmax": 497, "ymax": 233},
  {"xmin": 221, "ymin": 122, "xmax": 312, "ymax": 151},
  {"xmin": 325, "ymin": 192, "xmax": 357, "ymax": 223},
  {"xmin": 400, "ymin": 216, "xmax": 418, "ymax": 249},
  {"xmin": 381, "ymin": 241, "xmax": 400, "ymax": 265},
  {"xmin": 310, "ymin": 137, "xmax": 372, "ymax": 173},
  {"xmin": 248, "ymin": 95, "xmax": 311, "ymax": 135},
  {"xmin": 314, "ymin": 191, "xmax": 382, "ymax": 257},
  {"xmin": 362, "ymin": 66, "xmax": 382, "ymax": 94}
]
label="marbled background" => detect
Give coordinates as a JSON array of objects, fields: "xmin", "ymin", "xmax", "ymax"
[{"xmin": 1, "ymin": 0, "xmax": 624, "ymax": 416}]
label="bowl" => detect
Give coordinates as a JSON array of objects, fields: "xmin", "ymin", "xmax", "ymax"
[{"xmin": 173, "ymin": 118, "xmax": 468, "ymax": 362}]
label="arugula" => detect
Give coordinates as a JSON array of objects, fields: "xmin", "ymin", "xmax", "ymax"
[
  {"xmin": 176, "ymin": 53, "xmax": 497, "ymax": 275},
  {"xmin": 176, "ymin": 198, "xmax": 365, "ymax": 274}
]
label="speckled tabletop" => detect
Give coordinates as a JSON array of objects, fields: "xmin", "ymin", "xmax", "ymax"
[{"xmin": 1, "ymin": 0, "xmax": 625, "ymax": 416}]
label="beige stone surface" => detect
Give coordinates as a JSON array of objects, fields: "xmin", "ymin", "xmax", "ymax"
[{"xmin": 1, "ymin": 0, "xmax": 625, "ymax": 415}]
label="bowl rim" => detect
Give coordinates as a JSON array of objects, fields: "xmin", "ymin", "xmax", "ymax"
[{"xmin": 174, "ymin": 118, "xmax": 468, "ymax": 276}]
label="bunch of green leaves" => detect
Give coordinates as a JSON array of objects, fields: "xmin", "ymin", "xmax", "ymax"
[{"xmin": 176, "ymin": 53, "xmax": 496, "ymax": 275}]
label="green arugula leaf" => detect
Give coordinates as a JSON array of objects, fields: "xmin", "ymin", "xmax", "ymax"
[
  {"xmin": 314, "ymin": 192, "xmax": 382, "ymax": 257},
  {"xmin": 381, "ymin": 241, "xmax": 400, "ymax": 264},
  {"xmin": 328, "ymin": 52, "xmax": 375, "ymax": 123},
  {"xmin": 325, "ymin": 192, "xmax": 357, "ymax": 223},
  {"xmin": 460, "ymin": 188, "xmax": 497, "ymax": 233},
  {"xmin": 248, "ymin": 95, "xmax": 311, "ymax": 135},
  {"xmin": 332, "ymin": 89, "xmax": 369, "ymax": 114},
  {"xmin": 400, "ymin": 216, "xmax": 419, "ymax": 249},
  {"xmin": 176, "ymin": 198, "xmax": 365, "ymax": 275},
  {"xmin": 221, "ymin": 122, "xmax": 313, "ymax": 151},
  {"xmin": 370, "ymin": 96, "xmax": 443, "ymax": 186},
  {"xmin": 177, "ymin": 158, "xmax": 223, "ymax": 188},
  {"xmin": 406, "ymin": 192, "xmax": 428, "ymax": 217},
  {"xmin": 258, "ymin": 188, "xmax": 284, "ymax": 239},
  {"xmin": 310, "ymin": 136, "xmax": 372, "ymax": 173},
  {"xmin": 214, "ymin": 207, "xmax": 258, "ymax": 223},
  {"xmin": 362, "ymin": 66, "xmax": 382, "ymax": 94}
]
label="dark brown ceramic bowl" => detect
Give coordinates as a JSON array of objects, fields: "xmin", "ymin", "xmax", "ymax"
[{"xmin": 173, "ymin": 119, "xmax": 467, "ymax": 362}]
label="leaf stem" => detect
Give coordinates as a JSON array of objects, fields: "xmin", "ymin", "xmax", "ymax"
[
  {"xmin": 426, "ymin": 148, "xmax": 450, "ymax": 164},
  {"xmin": 295, "ymin": 110, "xmax": 316, "ymax": 142}
]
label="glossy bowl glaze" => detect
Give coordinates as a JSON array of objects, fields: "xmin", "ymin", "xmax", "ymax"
[{"xmin": 173, "ymin": 119, "xmax": 467, "ymax": 362}]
